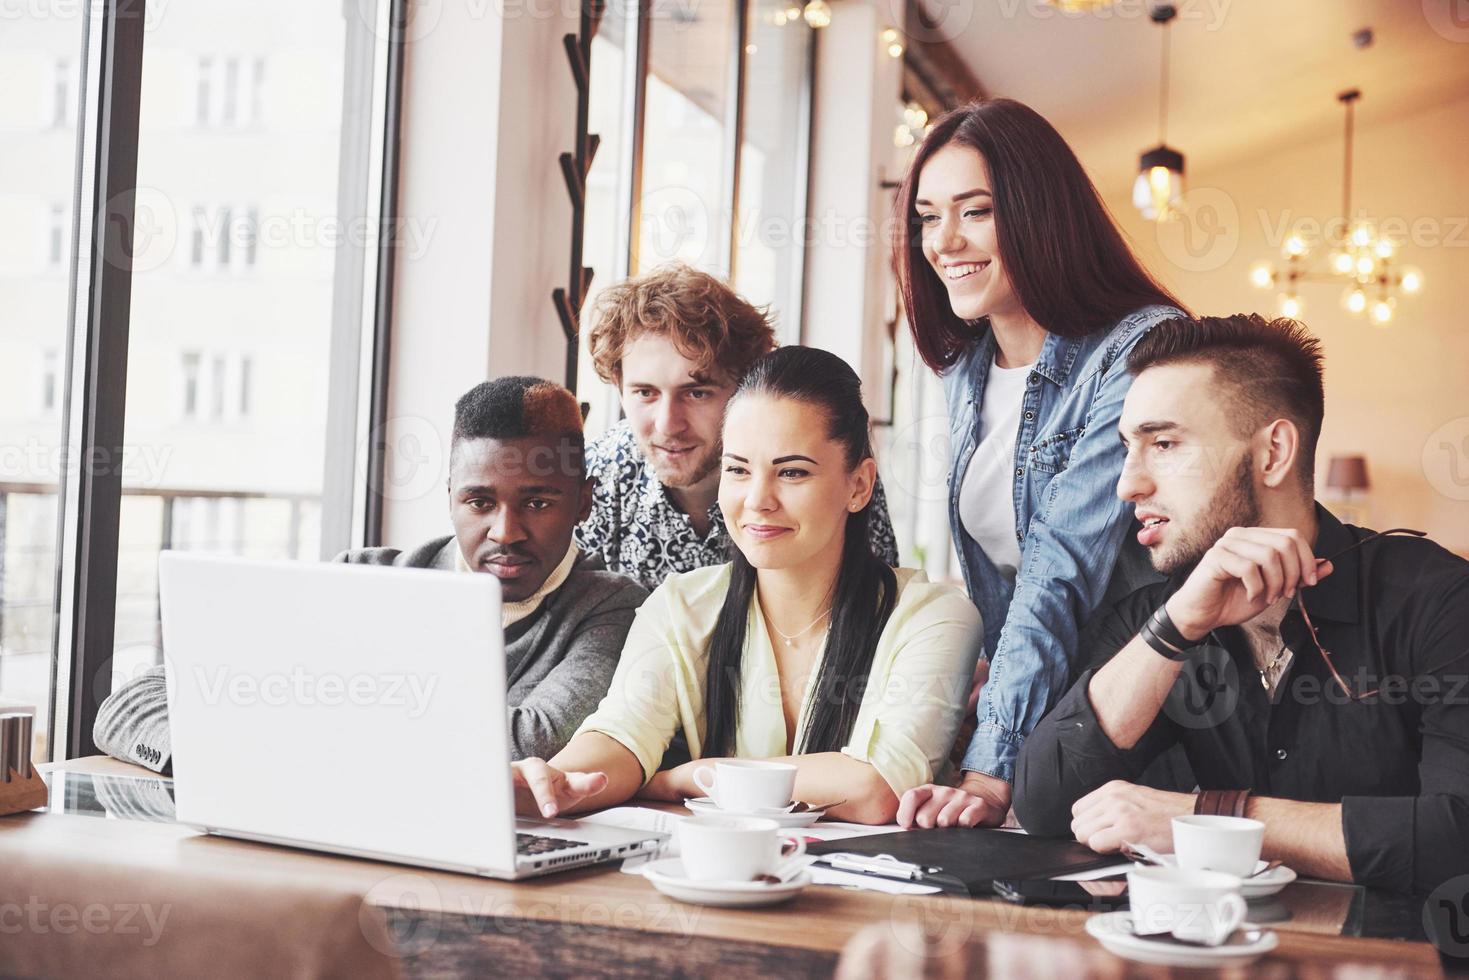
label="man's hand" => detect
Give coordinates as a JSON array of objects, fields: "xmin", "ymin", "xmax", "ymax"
[
  {"xmin": 1165, "ymin": 527, "xmax": 1333, "ymax": 640},
  {"xmin": 897, "ymin": 771, "xmax": 1011, "ymax": 829},
  {"xmin": 1070, "ymin": 780, "xmax": 1195, "ymax": 854},
  {"xmin": 512, "ymin": 758, "xmax": 608, "ymax": 818}
]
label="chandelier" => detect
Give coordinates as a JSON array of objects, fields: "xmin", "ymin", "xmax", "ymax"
[{"xmin": 1249, "ymin": 90, "xmax": 1423, "ymax": 326}]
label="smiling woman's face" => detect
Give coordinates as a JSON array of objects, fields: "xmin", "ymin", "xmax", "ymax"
[
  {"xmin": 718, "ymin": 393, "xmax": 875, "ymax": 572},
  {"xmin": 914, "ymin": 142, "xmax": 1023, "ymax": 323}
]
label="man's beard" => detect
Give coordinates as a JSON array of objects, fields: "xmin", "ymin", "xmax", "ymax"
[
  {"xmin": 1152, "ymin": 452, "xmax": 1262, "ymax": 576},
  {"xmin": 644, "ymin": 439, "xmax": 721, "ymax": 490}
]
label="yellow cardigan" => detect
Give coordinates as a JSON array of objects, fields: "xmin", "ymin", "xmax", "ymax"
[{"xmin": 576, "ymin": 564, "xmax": 983, "ymax": 796}]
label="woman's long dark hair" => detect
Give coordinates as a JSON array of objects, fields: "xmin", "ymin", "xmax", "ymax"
[
  {"xmin": 894, "ymin": 98, "xmax": 1187, "ymax": 372},
  {"xmin": 702, "ymin": 346, "xmax": 898, "ymax": 758}
]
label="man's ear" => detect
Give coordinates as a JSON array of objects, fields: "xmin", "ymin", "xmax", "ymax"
[
  {"xmin": 1259, "ymin": 418, "xmax": 1302, "ymax": 489},
  {"xmin": 577, "ymin": 475, "xmax": 595, "ymax": 523},
  {"xmin": 849, "ymin": 457, "xmax": 878, "ymax": 512}
]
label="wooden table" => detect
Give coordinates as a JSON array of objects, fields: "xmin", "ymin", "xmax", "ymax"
[{"xmin": 0, "ymin": 756, "xmax": 1453, "ymax": 979}]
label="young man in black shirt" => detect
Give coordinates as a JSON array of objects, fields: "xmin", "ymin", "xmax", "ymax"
[{"xmin": 1013, "ymin": 313, "xmax": 1469, "ymax": 894}]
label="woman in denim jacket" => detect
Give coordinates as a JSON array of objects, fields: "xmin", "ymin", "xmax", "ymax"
[{"xmin": 893, "ymin": 99, "xmax": 1187, "ymax": 828}]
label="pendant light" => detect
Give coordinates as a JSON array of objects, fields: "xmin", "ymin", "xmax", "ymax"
[{"xmin": 1132, "ymin": 4, "xmax": 1185, "ymax": 221}]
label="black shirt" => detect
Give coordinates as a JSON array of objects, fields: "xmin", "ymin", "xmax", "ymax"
[{"xmin": 1013, "ymin": 506, "xmax": 1469, "ymax": 894}]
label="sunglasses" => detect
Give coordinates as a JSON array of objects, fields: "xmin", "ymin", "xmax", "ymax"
[{"xmin": 1292, "ymin": 528, "xmax": 1426, "ymax": 701}]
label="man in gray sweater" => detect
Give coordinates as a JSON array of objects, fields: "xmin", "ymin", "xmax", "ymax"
[{"xmin": 95, "ymin": 377, "xmax": 647, "ymax": 772}]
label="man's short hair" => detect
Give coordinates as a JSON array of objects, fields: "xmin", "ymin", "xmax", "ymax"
[
  {"xmin": 587, "ymin": 263, "xmax": 776, "ymax": 386},
  {"xmin": 1128, "ymin": 313, "xmax": 1325, "ymax": 489},
  {"xmin": 452, "ymin": 377, "xmax": 585, "ymax": 471}
]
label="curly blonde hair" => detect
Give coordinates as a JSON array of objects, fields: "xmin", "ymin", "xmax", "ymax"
[{"xmin": 587, "ymin": 263, "xmax": 776, "ymax": 386}]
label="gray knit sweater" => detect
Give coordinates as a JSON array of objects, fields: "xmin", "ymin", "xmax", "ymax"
[{"xmin": 94, "ymin": 537, "xmax": 647, "ymax": 771}]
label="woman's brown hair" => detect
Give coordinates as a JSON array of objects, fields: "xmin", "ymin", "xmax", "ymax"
[{"xmin": 893, "ymin": 98, "xmax": 1186, "ymax": 372}]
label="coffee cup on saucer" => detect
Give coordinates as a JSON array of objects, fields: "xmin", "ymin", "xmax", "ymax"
[
  {"xmin": 1172, "ymin": 815, "xmax": 1265, "ymax": 878},
  {"xmin": 676, "ymin": 816, "xmax": 806, "ymax": 882},
  {"xmin": 1127, "ymin": 866, "xmax": 1248, "ymax": 946},
  {"xmin": 691, "ymin": 759, "xmax": 796, "ymax": 813}
]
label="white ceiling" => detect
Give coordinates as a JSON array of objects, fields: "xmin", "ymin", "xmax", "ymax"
[{"xmin": 929, "ymin": 0, "xmax": 1469, "ymax": 198}]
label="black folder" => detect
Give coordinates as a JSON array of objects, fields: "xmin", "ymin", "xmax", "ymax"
[{"xmin": 807, "ymin": 828, "xmax": 1119, "ymax": 897}]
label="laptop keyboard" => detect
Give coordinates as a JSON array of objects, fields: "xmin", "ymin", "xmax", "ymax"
[{"xmin": 516, "ymin": 832, "xmax": 583, "ymax": 856}]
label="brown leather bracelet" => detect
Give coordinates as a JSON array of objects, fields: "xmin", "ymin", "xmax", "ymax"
[{"xmin": 1194, "ymin": 789, "xmax": 1252, "ymax": 817}]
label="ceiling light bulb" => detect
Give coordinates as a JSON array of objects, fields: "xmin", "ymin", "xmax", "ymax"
[
  {"xmin": 1279, "ymin": 294, "xmax": 1304, "ymax": 319},
  {"xmin": 785, "ymin": 2, "xmax": 801, "ymax": 17},
  {"xmin": 1350, "ymin": 223, "xmax": 1374, "ymax": 248},
  {"xmin": 881, "ymin": 27, "xmax": 899, "ymax": 43},
  {"xmin": 1249, "ymin": 262, "xmax": 1275, "ymax": 289},
  {"xmin": 1373, "ymin": 237, "xmax": 1395, "ymax": 259},
  {"xmin": 1283, "ymin": 235, "xmax": 1308, "ymax": 258},
  {"xmin": 1344, "ymin": 287, "xmax": 1368, "ymax": 314},
  {"xmin": 1331, "ymin": 251, "xmax": 1355, "ymax": 275},
  {"xmin": 1355, "ymin": 254, "xmax": 1376, "ymax": 277},
  {"xmin": 1370, "ymin": 300, "xmax": 1393, "ymax": 326},
  {"xmin": 802, "ymin": 0, "xmax": 831, "ymax": 28},
  {"xmin": 888, "ymin": 41, "xmax": 904, "ymax": 58},
  {"xmin": 1400, "ymin": 267, "xmax": 1423, "ymax": 293}
]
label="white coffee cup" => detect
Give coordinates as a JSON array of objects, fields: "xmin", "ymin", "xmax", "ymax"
[
  {"xmin": 1172, "ymin": 815, "xmax": 1265, "ymax": 877},
  {"xmin": 691, "ymin": 759, "xmax": 796, "ymax": 813},
  {"xmin": 1127, "ymin": 866, "xmax": 1247, "ymax": 946},
  {"xmin": 676, "ymin": 816, "xmax": 806, "ymax": 882}
]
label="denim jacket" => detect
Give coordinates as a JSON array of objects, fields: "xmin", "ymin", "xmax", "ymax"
[{"xmin": 944, "ymin": 304, "xmax": 1181, "ymax": 782}]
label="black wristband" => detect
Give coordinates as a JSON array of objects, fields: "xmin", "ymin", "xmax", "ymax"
[
  {"xmin": 1153, "ymin": 601, "xmax": 1204, "ymax": 650},
  {"xmin": 1140, "ymin": 604, "xmax": 1205, "ymax": 661}
]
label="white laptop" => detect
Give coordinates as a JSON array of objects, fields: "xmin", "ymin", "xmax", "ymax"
[{"xmin": 158, "ymin": 551, "xmax": 665, "ymax": 878}]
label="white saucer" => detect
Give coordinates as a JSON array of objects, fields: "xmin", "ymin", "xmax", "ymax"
[
  {"xmin": 1139, "ymin": 855, "xmax": 1298, "ymax": 898},
  {"xmin": 1086, "ymin": 911, "xmax": 1278, "ymax": 967},
  {"xmin": 683, "ymin": 797, "xmax": 824, "ymax": 828},
  {"xmin": 641, "ymin": 857, "xmax": 812, "ymax": 907}
]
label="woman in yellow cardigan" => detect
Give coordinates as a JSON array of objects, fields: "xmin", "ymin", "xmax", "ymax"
[{"xmin": 513, "ymin": 345, "xmax": 982, "ymax": 824}]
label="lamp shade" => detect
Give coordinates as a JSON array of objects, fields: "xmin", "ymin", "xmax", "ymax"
[{"xmin": 1325, "ymin": 455, "xmax": 1370, "ymax": 492}]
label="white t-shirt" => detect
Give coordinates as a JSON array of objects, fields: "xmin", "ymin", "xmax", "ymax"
[{"xmin": 958, "ymin": 359, "xmax": 1033, "ymax": 583}]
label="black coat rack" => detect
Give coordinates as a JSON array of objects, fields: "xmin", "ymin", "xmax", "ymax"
[{"xmin": 552, "ymin": 0, "xmax": 605, "ymax": 390}]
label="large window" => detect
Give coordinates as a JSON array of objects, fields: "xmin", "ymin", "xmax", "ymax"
[
  {"xmin": 733, "ymin": 0, "xmax": 812, "ymax": 340},
  {"xmin": 1, "ymin": 0, "xmax": 395, "ymax": 759},
  {"xmin": 107, "ymin": 1, "xmax": 389, "ymax": 695},
  {"xmin": 635, "ymin": 0, "xmax": 739, "ymax": 276},
  {"xmin": 0, "ymin": 8, "xmax": 86, "ymax": 762},
  {"xmin": 577, "ymin": 0, "xmax": 813, "ymax": 431},
  {"xmin": 577, "ymin": 14, "xmax": 637, "ymax": 437}
]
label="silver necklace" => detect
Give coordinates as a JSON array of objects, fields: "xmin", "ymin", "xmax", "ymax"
[
  {"xmin": 1259, "ymin": 641, "xmax": 1292, "ymax": 692},
  {"xmin": 770, "ymin": 610, "xmax": 831, "ymax": 647}
]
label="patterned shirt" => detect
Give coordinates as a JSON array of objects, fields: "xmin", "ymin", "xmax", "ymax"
[{"xmin": 576, "ymin": 420, "xmax": 901, "ymax": 591}]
